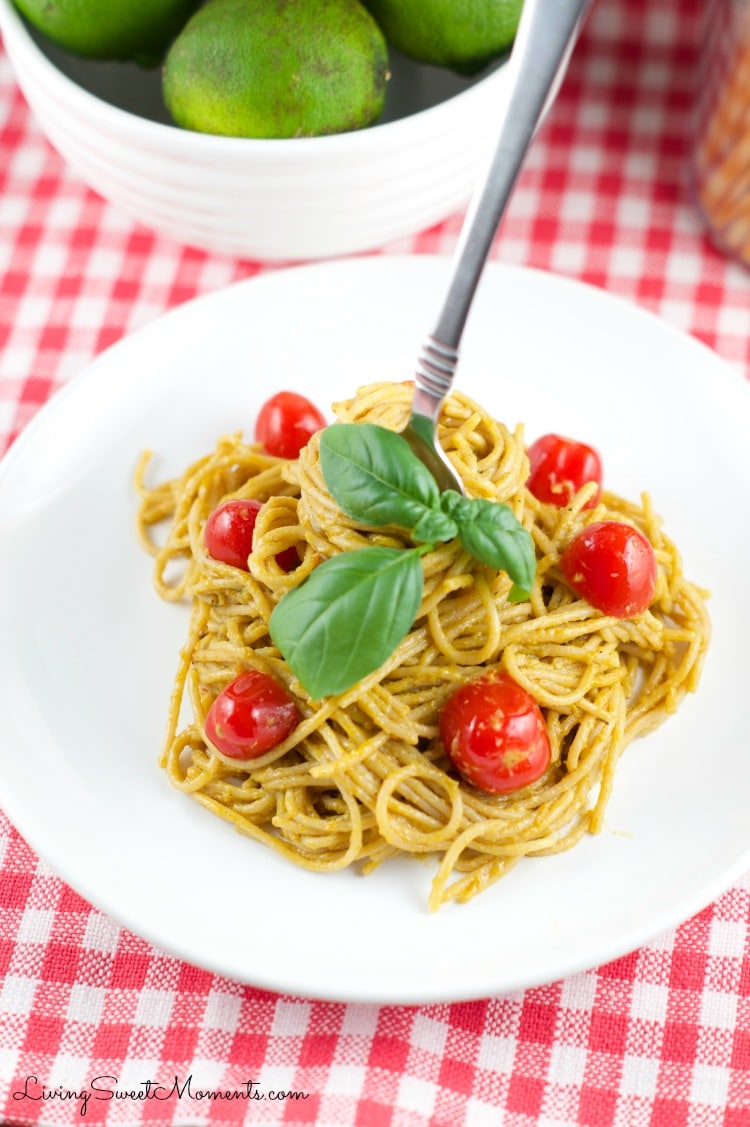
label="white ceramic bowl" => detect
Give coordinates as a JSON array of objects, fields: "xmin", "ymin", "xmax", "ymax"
[{"xmin": 0, "ymin": 0, "xmax": 520, "ymax": 260}]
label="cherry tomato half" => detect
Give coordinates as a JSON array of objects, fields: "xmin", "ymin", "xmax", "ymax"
[
  {"xmin": 204, "ymin": 670, "xmax": 299, "ymax": 760},
  {"xmin": 527, "ymin": 433, "xmax": 603, "ymax": 508},
  {"xmin": 559, "ymin": 520, "xmax": 657, "ymax": 618},
  {"xmin": 439, "ymin": 671, "xmax": 551, "ymax": 795},
  {"xmin": 254, "ymin": 391, "xmax": 326, "ymax": 459},
  {"xmin": 204, "ymin": 499, "xmax": 297, "ymax": 572}
]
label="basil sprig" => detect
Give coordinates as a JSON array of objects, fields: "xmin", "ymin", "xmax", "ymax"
[{"xmin": 269, "ymin": 424, "xmax": 535, "ymax": 698}]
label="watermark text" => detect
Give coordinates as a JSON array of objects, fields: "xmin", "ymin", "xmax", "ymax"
[{"xmin": 13, "ymin": 1075, "xmax": 310, "ymax": 1117}]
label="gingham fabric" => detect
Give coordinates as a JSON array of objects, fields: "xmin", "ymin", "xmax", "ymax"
[{"xmin": 2, "ymin": 0, "xmax": 750, "ymax": 1125}]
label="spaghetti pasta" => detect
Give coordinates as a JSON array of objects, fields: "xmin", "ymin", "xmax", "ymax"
[{"xmin": 136, "ymin": 382, "xmax": 710, "ymax": 910}]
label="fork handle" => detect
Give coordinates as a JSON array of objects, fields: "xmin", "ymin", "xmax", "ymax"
[{"xmin": 412, "ymin": 0, "xmax": 592, "ymax": 422}]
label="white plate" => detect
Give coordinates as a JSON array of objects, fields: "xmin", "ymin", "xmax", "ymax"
[{"xmin": 1, "ymin": 256, "xmax": 749, "ymax": 1004}]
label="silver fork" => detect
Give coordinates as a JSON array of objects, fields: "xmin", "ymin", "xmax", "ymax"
[{"xmin": 403, "ymin": 0, "xmax": 593, "ymax": 493}]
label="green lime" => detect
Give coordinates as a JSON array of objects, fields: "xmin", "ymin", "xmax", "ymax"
[
  {"xmin": 362, "ymin": 0, "xmax": 523, "ymax": 73},
  {"xmin": 12, "ymin": 0, "xmax": 201, "ymax": 63},
  {"xmin": 162, "ymin": 0, "xmax": 390, "ymax": 139}
]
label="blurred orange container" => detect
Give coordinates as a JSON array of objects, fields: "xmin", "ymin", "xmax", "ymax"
[{"xmin": 691, "ymin": 0, "xmax": 750, "ymax": 264}]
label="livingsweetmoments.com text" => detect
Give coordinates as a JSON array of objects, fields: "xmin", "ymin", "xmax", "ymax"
[{"xmin": 12, "ymin": 1075, "xmax": 310, "ymax": 1117}]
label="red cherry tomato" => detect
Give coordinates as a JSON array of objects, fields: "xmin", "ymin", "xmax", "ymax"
[
  {"xmin": 204, "ymin": 670, "xmax": 299, "ymax": 760},
  {"xmin": 559, "ymin": 520, "xmax": 657, "ymax": 618},
  {"xmin": 527, "ymin": 433, "xmax": 603, "ymax": 508},
  {"xmin": 254, "ymin": 391, "xmax": 326, "ymax": 459},
  {"xmin": 439, "ymin": 672, "xmax": 551, "ymax": 795},
  {"xmin": 205, "ymin": 499, "xmax": 260, "ymax": 569},
  {"xmin": 204, "ymin": 499, "xmax": 297, "ymax": 572}
]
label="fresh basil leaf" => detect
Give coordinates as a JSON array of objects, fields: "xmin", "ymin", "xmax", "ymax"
[
  {"xmin": 439, "ymin": 490, "xmax": 475, "ymax": 523},
  {"xmin": 508, "ymin": 583, "xmax": 530, "ymax": 604},
  {"xmin": 269, "ymin": 546, "xmax": 425, "ymax": 698},
  {"xmin": 454, "ymin": 497, "xmax": 536, "ymax": 595},
  {"xmin": 411, "ymin": 509, "xmax": 458, "ymax": 545},
  {"xmin": 319, "ymin": 423, "xmax": 440, "ymax": 529}
]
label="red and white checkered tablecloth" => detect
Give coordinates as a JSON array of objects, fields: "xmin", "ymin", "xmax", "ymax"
[{"xmin": 1, "ymin": 1, "xmax": 750, "ymax": 1124}]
